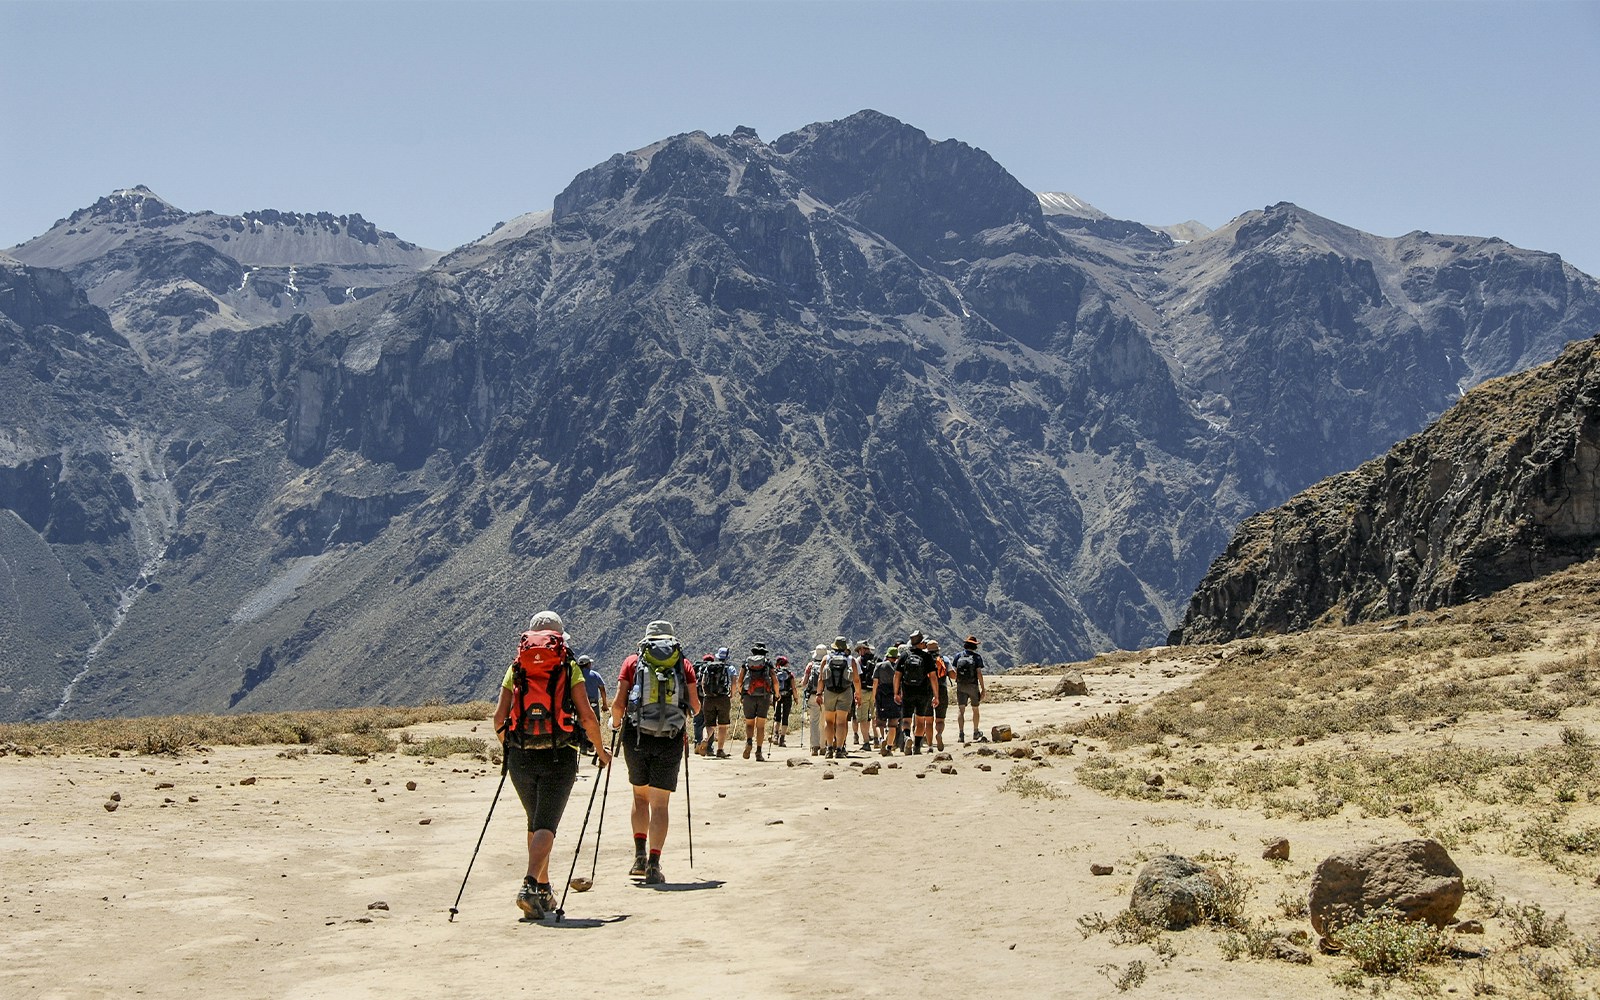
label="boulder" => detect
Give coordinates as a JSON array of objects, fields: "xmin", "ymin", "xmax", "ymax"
[
  {"xmin": 1129, "ymin": 855, "xmax": 1225, "ymax": 930},
  {"xmin": 1262, "ymin": 837, "xmax": 1291, "ymax": 861},
  {"xmin": 1052, "ymin": 672, "xmax": 1089, "ymax": 697},
  {"xmin": 1308, "ymin": 839, "xmax": 1464, "ymax": 937}
]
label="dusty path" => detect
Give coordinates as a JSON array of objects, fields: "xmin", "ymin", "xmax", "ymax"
[{"xmin": 2, "ymin": 664, "xmax": 1590, "ymax": 998}]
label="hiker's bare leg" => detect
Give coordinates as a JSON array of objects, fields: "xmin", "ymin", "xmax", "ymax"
[
  {"xmin": 645, "ymin": 786, "xmax": 671, "ymax": 851},
  {"xmin": 527, "ymin": 829, "xmax": 555, "ymax": 882}
]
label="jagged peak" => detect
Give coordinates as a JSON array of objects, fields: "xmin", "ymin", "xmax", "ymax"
[{"xmin": 1037, "ymin": 192, "xmax": 1107, "ymax": 220}]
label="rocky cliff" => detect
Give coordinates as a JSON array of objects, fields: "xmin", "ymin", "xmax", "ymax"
[
  {"xmin": 1176, "ymin": 335, "xmax": 1600, "ymax": 641},
  {"xmin": 5, "ymin": 110, "xmax": 1600, "ymax": 720}
]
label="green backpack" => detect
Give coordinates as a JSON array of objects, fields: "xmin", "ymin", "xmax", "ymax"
[{"xmin": 627, "ymin": 638, "xmax": 689, "ymax": 738}]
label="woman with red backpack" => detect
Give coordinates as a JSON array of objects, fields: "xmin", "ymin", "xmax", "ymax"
[{"xmin": 492, "ymin": 610, "xmax": 611, "ymax": 920}]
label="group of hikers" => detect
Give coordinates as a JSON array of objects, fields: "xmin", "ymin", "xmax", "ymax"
[{"xmin": 489, "ymin": 611, "xmax": 991, "ymax": 921}]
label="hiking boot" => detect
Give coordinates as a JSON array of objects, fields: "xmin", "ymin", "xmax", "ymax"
[
  {"xmin": 629, "ymin": 853, "xmax": 648, "ymax": 877},
  {"xmin": 755, "ymin": 748, "xmax": 765, "ymax": 762},
  {"xmin": 535, "ymin": 882, "xmax": 556, "ymax": 914},
  {"xmin": 743, "ymin": 740, "xmax": 752, "ymax": 760},
  {"xmin": 644, "ymin": 862, "xmax": 666, "ymax": 885},
  {"xmin": 880, "ymin": 745, "xmax": 892, "ymax": 757},
  {"xmin": 716, "ymin": 748, "xmax": 729, "ymax": 759},
  {"xmin": 516, "ymin": 878, "xmax": 545, "ymax": 919}
]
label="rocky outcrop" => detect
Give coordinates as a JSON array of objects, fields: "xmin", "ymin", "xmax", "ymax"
[
  {"xmin": 1130, "ymin": 855, "xmax": 1226, "ymax": 929},
  {"xmin": 1177, "ymin": 336, "xmax": 1600, "ymax": 641}
]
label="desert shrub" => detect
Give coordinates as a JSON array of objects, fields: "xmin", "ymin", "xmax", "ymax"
[
  {"xmin": 319, "ymin": 732, "xmax": 398, "ymax": 756},
  {"xmin": 402, "ymin": 736, "xmax": 489, "ymax": 758},
  {"xmin": 1331, "ymin": 907, "xmax": 1450, "ymax": 979},
  {"xmin": 1000, "ymin": 764, "xmax": 1071, "ymax": 800}
]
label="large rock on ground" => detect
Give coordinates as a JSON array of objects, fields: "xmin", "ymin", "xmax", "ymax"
[
  {"xmin": 1308, "ymin": 838, "xmax": 1464, "ymax": 937},
  {"xmin": 1130, "ymin": 854, "xmax": 1224, "ymax": 930}
]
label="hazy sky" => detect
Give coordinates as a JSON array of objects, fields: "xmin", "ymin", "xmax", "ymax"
[{"xmin": 4, "ymin": 1, "xmax": 1598, "ymax": 275}]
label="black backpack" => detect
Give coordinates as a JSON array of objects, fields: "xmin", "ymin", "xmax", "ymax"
[
  {"xmin": 822, "ymin": 651, "xmax": 853, "ymax": 693},
  {"xmin": 858, "ymin": 655, "xmax": 877, "ymax": 688},
  {"xmin": 899, "ymin": 650, "xmax": 930, "ymax": 690},
  {"xmin": 702, "ymin": 661, "xmax": 731, "ymax": 698},
  {"xmin": 954, "ymin": 650, "xmax": 983, "ymax": 684}
]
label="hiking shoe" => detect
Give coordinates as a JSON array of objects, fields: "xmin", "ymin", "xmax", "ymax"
[
  {"xmin": 516, "ymin": 879, "xmax": 546, "ymax": 918},
  {"xmin": 644, "ymin": 863, "xmax": 666, "ymax": 885},
  {"xmin": 743, "ymin": 741, "xmax": 752, "ymax": 759},
  {"xmin": 536, "ymin": 883, "xmax": 556, "ymax": 914},
  {"xmin": 716, "ymin": 749, "xmax": 729, "ymax": 759},
  {"xmin": 755, "ymin": 747, "xmax": 765, "ymax": 761},
  {"xmin": 629, "ymin": 854, "xmax": 648, "ymax": 877},
  {"xmin": 880, "ymin": 745, "xmax": 892, "ymax": 757}
]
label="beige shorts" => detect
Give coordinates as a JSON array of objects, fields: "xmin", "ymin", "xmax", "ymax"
[{"xmin": 821, "ymin": 688, "xmax": 855, "ymax": 713}]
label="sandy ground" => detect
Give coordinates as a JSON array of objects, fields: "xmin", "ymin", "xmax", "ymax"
[{"xmin": 4, "ymin": 666, "xmax": 1596, "ymax": 999}]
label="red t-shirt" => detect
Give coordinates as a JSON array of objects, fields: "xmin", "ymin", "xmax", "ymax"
[{"xmin": 617, "ymin": 653, "xmax": 698, "ymax": 690}]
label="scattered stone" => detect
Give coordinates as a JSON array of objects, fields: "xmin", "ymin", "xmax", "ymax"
[
  {"xmin": 187, "ymin": 796, "xmax": 199, "ymax": 803},
  {"xmin": 1130, "ymin": 855, "xmax": 1225, "ymax": 930},
  {"xmin": 915, "ymin": 773, "xmax": 926, "ymax": 779},
  {"xmin": 1090, "ymin": 863, "xmax": 1114, "ymax": 876},
  {"xmin": 1007, "ymin": 747, "xmax": 1031, "ymax": 759},
  {"xmin": 155, "ymin": 782, "xmax": 174, "ymax": 790},
  {"xmin": 977, "ymin": 763, "xmax": 992, "ymax": 772},
  {"xmin": 1251, "ymin": 744, "xmax": 1266, "ymax": 752},
  {"xmin": 1293, "ymin": 736, "xmax": 1307, "ymax": 747},
  {"xmin": 418, "ymin": 818, "xmax": 432, "ymax": 825},
  {"xmin": 933, "ymin": 753, "xmax": 953, "ymax": 762},
  {"xmin": 1145, "ymin": 773, "xmax": 1164, "ymax": 787},
  {"xmin": 103, "ymin": 800, "xmax": 119, "ymax": 812},
  {"xmin": 975, "ymin": 746, "xmax": 998, "ymax": 757},
  {"xmin": 940, "ymin": 765, "xmax": 957, "ymax": 775},
  {"xmin": 1268, "ymin": 937, "xmax": 1313, "ymax": 965},
  {"xmin": 822, "ymin": 771, "xmax": 835, "ymax": 781},
  {"xmin": 405, "ymin": 781, "xmax": 418, "ymax": 791},
  {"xmin": 1454, "ymin": 919, "xmax": 1485, "ymax": 935},
  {"xmin": 718, "ymin": 792, "xmax": 727, "ymax": 797},
  {"xmin": 239, "ymin": 776, "xmax": 257, "ymax": 786},
  {"xmin": 990, "ymin": 725, "xmax": 1014, "ymax": 743},
  {"xmin": 1308, "ymin": 838, "xmax": 1465, "ymax": 938},
  {"xmin": 766, "ymin": 819, "xmax": 784, "ymax": 826},
  {"xmin": 109, "ymin": 792, "xmax": 122, "ymax": 802},
  {"xmin": 862, "ymin": 763, "xmax": 881, "ymax": 775},
  {"xmin": 849, "ymin": 761, "xmax": 863, "ymax": 769},
  {"xmin": 887, "ymin": 763, "xmax": 900, "ymax": 769},
  {"xmin": 1052, "ymin": 672, "xmax": 1089, "ymax": 697},
  {"xmin": 368, "ymin": 901, "xmax": 389, "ymax": 910},
  {"xmin": 1262, "ymin": 838, "xmax": 1291, "ymax": 861}
]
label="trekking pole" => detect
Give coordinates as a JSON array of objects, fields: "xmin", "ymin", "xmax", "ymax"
[
  {"xmin": 683, "ymin": 730, "xmax": 695, "ymax": 869},
  {"xmin": 586, "ymin": 727, "xmax": 621, "ymax": 885},
  {"xmin": 448, "ymin": 745, "xmax": 510, "ymax": 922},
  {"xmin": 555, "ymin": 735, "xmax": 612, "ymax": 922}
]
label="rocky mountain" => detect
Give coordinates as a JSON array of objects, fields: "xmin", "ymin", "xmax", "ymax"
[
  {"xmin": 3, "ymin": 110, "xmax": 1599, "ymax": 721},
  {"xmin": 8, "ymin": 187, "xmax": 440, "ymax": 377},
  {"xmin": 1175, "ymin": 335, "xmax": 1600, "ymax": 642}
]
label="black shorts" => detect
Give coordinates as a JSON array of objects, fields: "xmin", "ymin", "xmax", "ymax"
[
  {"xmin": 905, "ymin": 689, "xmax": 934, "ymax": 719},
  {"xmin": 934, "ymin": 690, "xmax": 949, "ymax": 720},
  {"xmin": 622, "ymin": 724, "xmax": 683, "ymax": 792},
  {"xmin": 957, "ymin": 682, "xmax": 982, "ymax": 706},
  {"xmin": 506, "ymin": 744, "xmax": 580, "ymax": 833},
  {"xmin": 875, "ymin": 689, "xmax": 901, "ymax": 723},
  {"xmin": 742, "ymin": 693, "xmax": 772, "ymax": 719}
]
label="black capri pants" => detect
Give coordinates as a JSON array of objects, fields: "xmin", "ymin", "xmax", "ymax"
[{"xmin": 506, "ymin": 744, "xmax": 580, "ymax": 833}]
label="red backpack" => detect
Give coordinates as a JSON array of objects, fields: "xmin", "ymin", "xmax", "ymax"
[{"xmin": 507, "ymin": 629, "xmax": 577, "ymax": 748}]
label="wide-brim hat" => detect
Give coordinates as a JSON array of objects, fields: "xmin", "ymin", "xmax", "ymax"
[
  {"xmin": 529, "ymin": 610, "xmax": 564, "ymax": 632},
  {"xmin": 751, "ymin": 643, "xmax": 768, "ymax": 655},
  {"xmin": 908, "ymin": 629, "xmax": 924, "ymax": 642},
  {"xmin": 926, "ymin": 640, "xmax": 940, "ymax": 651},
  {"xmin": 964, "ymin": 635, "xmax": 980, "ymax": 647},
  {"xmin": 832, "ymin": 636, "xmax": 849, "ymax": 651},
  {"xmin": 644, "ymin": 619, "xmax": 676, "ymax": 639}
]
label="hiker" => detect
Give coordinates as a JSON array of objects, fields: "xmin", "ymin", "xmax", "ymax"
[
  {"xmin": 853, "ymin": 641, "xmax": 876, "ymax": 749},
  {"xmin": 493, "ymin": 610, "xmax": 611, "ymax": 919},
  {"xmin": 874, "ymin": 645, "xmax": 902, "ymax": 755},
  {"xmin": 578, "ymin": 654, "xmax": 607, "ymax": 726},
  {"xmin": 929, "ymin": 639, "xmax": 951, "ymax": 751},
  {"xmin": 896, "ymin": 630, "xmax": 939, "ymax": 754},
  {"xmin": 953, "ymin": 635, "xmax": 988, "ymax": 743},
  {"xmin": 691, "ymin": 654, "xmax": 712, "ymax": 750},
  {"xmin": 802, "ymin": 645, "xmax": 826, "ymax": 755},
  {"xmin": 816, "ymin": 636, "xmax": 859, "ymax": 758},
  {"xmin": 773, "ymin": 655, "xmax": 797, "ymax": 746},
  {"xmin": 610, "ymin": 619, "xmax": 700, "ymax": 885},
  {"xmin": 737, "ymin": 643, "xmax": 777, "ymax": 760},
  {"xmin": 697, "ymin": 646, "xmax": 734, "ymax": 758}
]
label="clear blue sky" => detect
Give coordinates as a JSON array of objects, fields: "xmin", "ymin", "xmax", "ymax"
[{"xmin": 4, "ymin": 1, "xmax": 1598, "ymax": 276}]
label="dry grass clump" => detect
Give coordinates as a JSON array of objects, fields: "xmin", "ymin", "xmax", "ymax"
[{"xmin": 0, "ymin": 702, "xmax": 495, "ymax": 755}]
